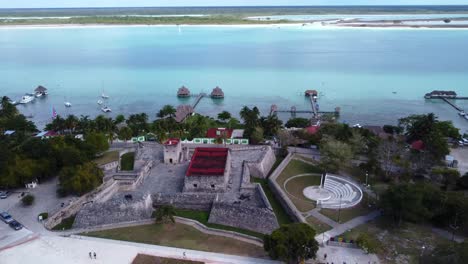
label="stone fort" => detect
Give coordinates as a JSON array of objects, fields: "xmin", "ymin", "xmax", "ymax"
[{"xmin": 65, "ymin": 140, "xmax": 279, "ymax": 235}]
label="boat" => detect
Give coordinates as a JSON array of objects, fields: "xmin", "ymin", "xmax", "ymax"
[
  {"xmin": 101, "ymin": 106, "xmax": 112, "ymax": 113},
  {"xmin": 465, "ymin": 115, "xmax": 468, "ymax": 120},
  {"xmin": 97, "ymin": 99, "xmax": 103, "ymax": 105},
  {"xmin": 64, "ymin": 101, "xmax": 72, "ymax": 107},
  {"xmin": 19, "ymin": 94, "xmax": 35, "ymax": 104},
  {"xmin": 101, "ymin": 90, "xmax": 109, "ymax": 99},
  {"xmin": 459, "ymin": 111, "xmax": 466, "ymax": 116}
]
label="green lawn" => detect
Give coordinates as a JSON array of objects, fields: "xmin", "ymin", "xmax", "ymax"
[
  {"xmin": 275, "ymin": 159, "xmax": 323, "ymax": 212},
  {"xmin": 52, "ymin": 214, "xmax": 76, "ymax": 230},
  {"xmin": 319, "ymin": 192, "xmax": 376, "ymax": 223},
  {"xmin": 84, "ymin": 223, "xmax": 267, "ymax": 258},
  {"xmin": 120, "ymin": 152, "xmax": 135, "ymax": 171},
  {"xmin": 174, "ymin": 209, "xmax": 264, "ymax": 238},
  {"xmin": 132, "ymin": 254, "xmax": 204, "ymax": 264},
  {"xmin": 342, "ymin": 218, "xmax": 453, "ymax": 264},
  {"xmin": 284, "ymin": 175, "xmax": 321, "ymax": 212},
  {"xmin": 93, "ymin": 151, "xmax": 119, "ymax": 166},
  {"xmin": 251, "ymin": 178, "xmax": 292, "ymax": 225},
  {"xmin": 306, "ymin": 216, "xmax": 332, "ymax": 234}
]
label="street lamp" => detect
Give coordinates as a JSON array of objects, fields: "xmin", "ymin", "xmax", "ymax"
[
  {"xmin": 337, "ymin": 194, "xmax": 342, "ymax": 223},
  {"xmin": 365, "ymin": 172, "xmax": 369, "ymax": 187}
]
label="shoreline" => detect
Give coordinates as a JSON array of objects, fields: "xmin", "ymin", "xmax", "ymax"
[{"xmin": 1, "ymin": 22, "xmax": 468, "ymax": 30}]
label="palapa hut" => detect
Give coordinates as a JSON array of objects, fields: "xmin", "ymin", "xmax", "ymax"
[
  {"xmin": 34, "ymin": 85, "xmax": 48, "ymax": 96},
  {"xmin": 177, "ymin": 86, "xmax": 191, "ymax": 98},
  {"xmin": 305, "ymin": 90, "xmax": 318, "ymax": 97},
  {"xmin": 211, "ymin": 86, "xmax": 224, "ymax": 99}
]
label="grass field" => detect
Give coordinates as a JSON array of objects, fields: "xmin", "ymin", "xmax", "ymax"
[
  {"xmin": 319, "ymin": 192, "xmax": 376, "ymax": 223},
  {"xmin": 52, "ymin": 214, "xmax": 76, "ymax": 230},
  {"xmin": 132, "ymin": 254, "xmax": 204, "ymax": 264},
  {"xmin": 120, "ymin": 152, "xmax": 135, "ymax": 171},
  {"xmin": 84, "ymin": 223, "xmax": 267, "ymax": 258},
  {"xmin": 342, "ymin": 218, "xmax": 453, "ymax": 264},
  {"xmin": 93, "ymin": 151, "xmax": 119, "ymax": 166},
  {"xmin": 173, "ymin": 209, "xmax": 264, "ymax": 238},
  {"xmin": 275, "ymin": 159, "xmax": 323, "ymax": 212},
  {"xmin": 306, "ymin": 216, "xmax": 332, "ymax": 234}
]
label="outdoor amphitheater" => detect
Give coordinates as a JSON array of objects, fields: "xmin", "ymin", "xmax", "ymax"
[{"xmin": 302, "ymin": 174, "xmax": 363, "ymax": 209}]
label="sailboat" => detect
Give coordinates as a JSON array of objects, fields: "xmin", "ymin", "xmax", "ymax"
[
  {"xmin": 101, "ymin": 88, "xmax": 109, "ymax": 99},
  {"xmin": 97, "ymin": 99, "xmax": 103, "ymax": 105},
  {"xmin": 64, "ymin": 96, "xmax": 72, "ymax": 107}
]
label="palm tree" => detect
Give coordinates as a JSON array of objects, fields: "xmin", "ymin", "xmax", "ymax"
[
  {"xmin": 217, "ymin": 111, "xmax": 231, "ymax": 122},
  {"xmin": 0, "ymin": 96, "xmax": 18, "ymax": 118},
  {"xmin": 157, "ymin": 105, "xmax": 176, "ymax": 119},
  {"xmin": 155, "ymin": 205, "xmax": 176, "ymax": 224},
  {"xmin": 64, "ymin": 115, "xmax": 78, "ymax": 134}
]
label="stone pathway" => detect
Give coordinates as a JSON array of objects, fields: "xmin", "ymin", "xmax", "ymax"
[
  {"xmin": 305, "ymin": 208, "xmax": 339, "ymax": 228},
  {"xmin": 316, "ymin": 210, "xmax": 382, "ymax": 242}
]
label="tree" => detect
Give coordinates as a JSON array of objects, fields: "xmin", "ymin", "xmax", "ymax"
[
  {"xmin": 84, "ymin": 132, "xmax": 109, "ymax": 154},
  {"xmin": 250, "ymin": 126, "xmax": 264, "ymax": 144},
  {"xmin": 155, "ymin": 205, "xmax": 176, "ymax": 224},
  {"xmin": 264, "ymin": 223, "xmax": 319, "ymax": 264},
  {"xmin": 126, "ymin": 113, "xmax": 149, "ymax": 136},
  {"xmin": 21, "ymin": 194, "xmax": 35, "ymax": 206},
  {"xmin": 114, "ymin": 114, "xmax": 125, "ymax": 125},
  {"xmin": 157, "ymin": 105, "xmax": 176, "ymax": 119},
  {"xmin": 260, "ymin": 115, "xmax": 283, "ymax": 138},
  {"xmin": 217, "ymin": 111, "xmax": 231, "ymax": 122},
  {"xmin": 118, "ymin": 127, "xmax": 133, "ymax": 141},
  {"xmin": 58, "ymin": 162, "xmax": 103, "ymax": 196},
  {"xmin": 285, "ymin": 117, "xmax": 310, "ymax": 128},
  {"xmin": 319, "ymin": 136, "xmax": 353, "ymax": 172}
]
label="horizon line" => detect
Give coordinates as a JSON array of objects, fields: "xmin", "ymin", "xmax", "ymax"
[{"xmin": 2, "ymin": 5, "xmax": 468, "ymax": 10}]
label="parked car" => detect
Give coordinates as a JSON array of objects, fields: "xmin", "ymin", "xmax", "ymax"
[
  {"xmin": 9, "ymin": 220, "xmax": 23, "ymax": 230},
  {"xmin": 0, "ymin": 212, "xmax": 13, "ymax": 224},
  {"xmin": 459, "ymin": 140, "xmax": 465, "ymax": 147},
  {"xmin": 0, "ymin": 190, "xmax": 10, "ymax": 199},
  {"xmin": 462, "ymin": 138, "xmax": 468, "ymax": 145}
]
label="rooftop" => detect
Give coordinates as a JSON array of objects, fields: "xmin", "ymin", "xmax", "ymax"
[
  {"xmin": 164, "ymin": 138, "xmax": 180, "ymax": 146},
  {"xmin": 186, "ymin": 148, "xmax": 228, "ymax": 177},
  {"xmin": 206, "ymin": 128, "xmax": 233, "ymax": 139}
]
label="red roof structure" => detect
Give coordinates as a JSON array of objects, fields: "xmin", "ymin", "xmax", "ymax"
[
  {"xmin": 186, "ymin": 148, "xmax": 228, "ymax": 176},
  {"xmin": 411, "ymin": 140, "xmax": 425, "ymax": 151},
  {"xmin": 305, "ymin": 125, "xmax": 320, "ymax": 135},
  {"xmin": 164, "ymin": 138, "xmax": 180, "ymax": 146},
  {"xmin": 206, "ymin": 128, "xmax": 233, "ymax": 139}
]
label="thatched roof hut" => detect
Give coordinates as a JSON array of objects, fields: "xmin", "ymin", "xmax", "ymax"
[
  {"xmin": 177, "ymin": 86, "xmax": 190, "ymax": 97},
  {"xmin": 34, "ymin": 86, "xmax": 47, "ymax": 93},
  {"xmin": 305, "ymin": 90, "xmax": 318, "ymax": 97},
  {"xmin": 211, "ymin": 86, "xmax": 224, "ymax": 99}
]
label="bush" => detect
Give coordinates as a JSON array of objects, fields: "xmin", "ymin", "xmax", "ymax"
[
  {"xmin": 120, "ymin": 152, "xmax": 135, "ymax": 171},
  {"xmin": 22, "ymin": 194, "xmax": 35, "ymax": 206},
  {"xmin": 38, "ymin": 212, "xmax": 48, "ymax": 220},
  {"xmin": 356, "ymin": 233, "xmax": 379, "ymax": 253}
]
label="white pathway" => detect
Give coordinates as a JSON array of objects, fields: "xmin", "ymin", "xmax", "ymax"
[{"xmin": 0, "ymin": 234, "xmax": 280, "ymax": 264}]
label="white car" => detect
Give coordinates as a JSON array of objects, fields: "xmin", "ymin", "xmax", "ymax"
[
  {"xmin": 462, "ymin": 138, "xmax": 468, "ymax": 145},
  {"xmin": 459, "ymin": 140, "xmax": 465, "ymax": 147}
]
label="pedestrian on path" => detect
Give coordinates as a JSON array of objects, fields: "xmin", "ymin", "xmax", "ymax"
[
  {"xmin": 93, "ymin": 252, "xmax": 96, "ymax": 259},
  {"xmin": 324, "ymin": 253, "xmax": 327, "ymax": 259},
  {"xmin": 89, "ymin": 252, "xmax": 92, "ymax": 259},
  {"xmin": 183, "ymin": 251, "xmax": 186, "ymax": 259}
]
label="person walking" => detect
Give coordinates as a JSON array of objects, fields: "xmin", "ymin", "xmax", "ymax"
[
  {"xmin": 183, "ymin": 251, "xmax": 186, "ymax": 259},
  {"xmin": 89, "ymin": 252, "xmax": 92, "ymax": 259},
  {"xmin": 324, "ymin": 253, "xmax": 327, "ymax": 260},
  {"xmin": 93, "ymin": 252, "xmax": 97, "ymax": 259}
]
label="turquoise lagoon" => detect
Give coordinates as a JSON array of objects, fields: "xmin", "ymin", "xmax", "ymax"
[{"xmin": 0, "ymin": 25, "xmax": 468, "ymax": 132}]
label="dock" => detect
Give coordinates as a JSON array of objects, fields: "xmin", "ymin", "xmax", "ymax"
[
  {"xmin": 424, "ymin": 91, "xmax": 467, "ymax": 119},
  {"xmin": 175, "ymin": 93, "xmax": 207, "ymax": 123},
  {"xmin": 441, "ymin": 97, "xmax": 464, "ymax": 112}
]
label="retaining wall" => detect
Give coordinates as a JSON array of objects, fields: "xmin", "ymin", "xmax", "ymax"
[
  {"xmin": 268, "ymin": 153, "xmax": 307, "ymax": 223},
  {"xmin": 152, "ymin": 193, "xmax": 216, "ymax": 211}
]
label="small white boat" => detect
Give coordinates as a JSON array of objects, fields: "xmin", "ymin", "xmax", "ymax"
[
  {"xmin": 459, "ymin": 111, "xmax": 466, "ymax": 116},
  {"xmin": 64, "ymin": 102, "xmax": 72, "ymax": 107},
  {"xmin": 19, "ymin": 94, "xmax": 35, "ymax": 104},
  {"xmin": 97, "ymin": 99, "xmax": 103, "ymax": 105},
  {"xmin": 101, "ymin": 106, "xmax": 111, "ymax": 113},
  {"xmin": 465, "ymin": 115, "xmax": 468, "ymax": 120},
  {"xmin": 101, "ymin": 92, "xmax": 109, "ymax": 99}
]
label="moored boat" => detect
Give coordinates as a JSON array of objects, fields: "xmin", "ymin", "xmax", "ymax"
[
  {"xmin": 64, "ymin": 101, "xmax": 72, "ymax": 107},
  {"xmin": 459, "ymin": 111, "xmax": 466, "ymax": 116},
  {"xmin": 101, "ymin": 106, "xmax": 112, "ymax": 113},
  {"xmin": 19, "ymin": 94, "xmax": 35, "ymax": 104},
  {"xmin": 34, "ymin": 85, "xmax": 48, "ymax": 97}
]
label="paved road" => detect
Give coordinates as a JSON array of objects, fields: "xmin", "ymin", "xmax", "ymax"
[{"xmin": 0, "ymin": 234, "xmax": 280, "ymax": 264}]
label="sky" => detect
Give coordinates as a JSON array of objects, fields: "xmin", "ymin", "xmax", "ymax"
[{"xmin": 1, "ymin": 0, "xmax": 467, "ymax": 9}]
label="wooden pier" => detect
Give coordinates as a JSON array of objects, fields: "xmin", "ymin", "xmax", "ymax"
[
  {"xmin": 191, "ymin": 93, "xmax": 206, "ymax": 109},
  {"xmin": 175, "ymin": 93, "xmax": 207, "ymax": 123},
  {"xmin": 441, "ymin": 97, "xmax": 464, "ymax": 112}
]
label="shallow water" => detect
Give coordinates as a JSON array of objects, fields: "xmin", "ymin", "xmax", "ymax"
[{"xmin": 1, "ymin": 25, "xmax": 467, "ymax": 132}]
